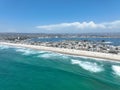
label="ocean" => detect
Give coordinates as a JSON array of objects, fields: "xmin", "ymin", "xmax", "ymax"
[{"xmin": 0, "ymin": 45, "xmax": 120, "ymax": 90}]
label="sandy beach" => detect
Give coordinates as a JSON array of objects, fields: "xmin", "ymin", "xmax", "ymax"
[{"xmin": 0, "ymin": 42, "xmax": 120, "ymax": 61}]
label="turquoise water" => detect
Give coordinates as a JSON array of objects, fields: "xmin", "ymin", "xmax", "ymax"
[{"xmin": 0, "ymin": 45, "xmax": 120, "ymax": 90}]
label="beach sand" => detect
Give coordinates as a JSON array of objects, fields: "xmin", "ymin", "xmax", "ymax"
[{"xmin": 0, "ymin": 42, "xmax": 120, "ymax": 61}]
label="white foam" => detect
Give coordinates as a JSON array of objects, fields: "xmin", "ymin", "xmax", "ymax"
[
  {"xmin": 104, "ymin": 41, "xmax": 112, "ymax": 44},
  {"xmin": 38, "ymin": 53, "xmax": 69, "ymax": 59},
  {"xmin": 0, "ymin": 45, "xmax": 10, "ymax": 49},
  {"xmin": 67, "ymin": 54, "xmax": 120, "ymax": 64},
  {"xmin": 15, "ymin": 48, "xmax": 46, "ymax": 55},
  {"xmin": 112, "ymin": 65, "xmax": 120, "ymax": 76},
  {"xmin": 39, "ymin": 53, "xmax": 53, "ymax": 58},
  {"xmin": 71, "ymin": 59, "xmax": 104, "ymax": 73}
]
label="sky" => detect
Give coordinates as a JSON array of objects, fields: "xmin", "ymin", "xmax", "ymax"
[{"xmin": 0, "ymin": 0, "xmax": 120, "ymax": 33}]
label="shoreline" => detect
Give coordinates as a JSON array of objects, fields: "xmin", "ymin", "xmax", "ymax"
[{"xmin": 0, "ymin": 42, "xmax": 120, "ymax": 61}]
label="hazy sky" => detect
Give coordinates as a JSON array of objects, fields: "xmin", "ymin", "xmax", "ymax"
[{"xmin": 0, "ymin": 0, "xmax": 120, "ymax": 33}]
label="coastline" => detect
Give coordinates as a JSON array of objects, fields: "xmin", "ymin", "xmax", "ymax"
[{"xmin": 0, "ymin": 42, "xmax": 120, "ymax": 61}]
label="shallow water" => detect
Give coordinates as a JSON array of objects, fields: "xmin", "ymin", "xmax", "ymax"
[{"xmin": 0, "ymin": 45, "xmax": 120, "ymax": 90}]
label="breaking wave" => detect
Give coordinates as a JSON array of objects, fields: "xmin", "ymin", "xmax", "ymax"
[
  {"xmin": 0, "ymin": 45, "xmax": 10, "ymax": 49},
  {"xmin": 71, "ymin": 59, "xmax": 104, "ymax": 73},
  {"xmin": 15, "ymin": 48, "xmax": 47, "ymax": 55},
  {"xmin": 69, "ymin": 54, "xmax": 120, "ymax": 64},
  {"xmin": 112, "ymin": 65, "xmax": 120, "ymax": 76},
  {"xmin": 38, "ymin": 53, "xmax": 69, "ymax": 59}
]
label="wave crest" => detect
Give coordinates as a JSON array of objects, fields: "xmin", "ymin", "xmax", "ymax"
[
  {"xmin": 71, "ymin": 59, "xmax": 104, "ymax": 73},
  {"xmin": 38, "ymin": 53, "xmax": 69, "ymax": 59},
  {"xmin": 112, "ymin": 65, "xmax": 120, "ymax": 76},
  {"xmin": 0, "ymin": 45, "xmax": 10, "ymax": 49},
  {"xmin": 15, "ymin": 48, "xmax": 46, "ymax": 55}
]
